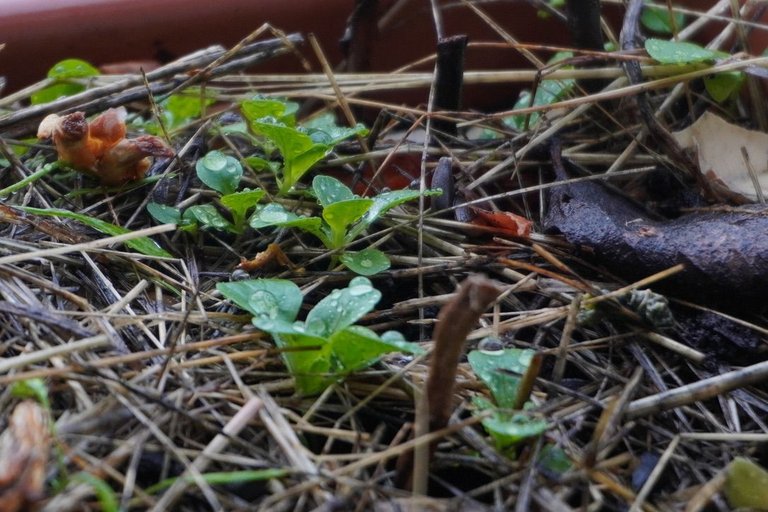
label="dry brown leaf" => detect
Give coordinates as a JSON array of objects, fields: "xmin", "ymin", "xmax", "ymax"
[
  {"xmin": 0, "ymin": 401, "xmax": 50, "ymax": 512},
  {"xmin": 672, "ymin": 111, "xmax": 768, "ymax": 201}
]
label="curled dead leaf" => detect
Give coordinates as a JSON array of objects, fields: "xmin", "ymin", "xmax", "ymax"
[
  {"xmin": 0, "ymin": 401, "xmax": 50, "ymax": 512},
  {"xmin": 469, "ymin": 206, "xmax": 533, "ymax": 238},
  {"xmin": 37, "ymin": 107, "xmax": 173, "ymax": 185}
]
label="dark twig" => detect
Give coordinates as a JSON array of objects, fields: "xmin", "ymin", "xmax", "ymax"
[
  {"xmin": 432, "ymin": 35, "xmax": 468, "ymax": 141},
  {"xmin": 0, "ymin": 35, "xmax": 303, "ymax": 138}
]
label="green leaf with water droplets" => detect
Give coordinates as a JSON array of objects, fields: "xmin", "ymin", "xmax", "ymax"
[
  {"xmin": 313, "ymin": 175, "xmax": 356, "ymax": 207},
  {"xmin": 31, "ymin": 59, "xmax": 100, "ymax": 105},
  {"xmin": 474, "ymin": 397, "xmax": 548, "ymax": 449},
  {"xmin": 645, "ymin": 38, "xmax": 727, "ymax": 64},
  {"xmin": 195, "ymin": 150, "xmax": 243, "ymax": 195},
  {"xmin": 185, "ymin": 204, "xmax": 233, "ymax": 231},
  {"xmin": 305, "ymin": 276, "xmax": 381, "ymax": 338},
  {"xmin": 220, "ymin": 188, "xmax": 264, "ymax": 229},
  {"xmin": 217, "ymin": 279, "xmax": 302, "ymax": 322},
  {"xmin": 468, "ymin": 348, "xmax": 537, "ymax": 409},
  {"xmin": 322, "ymin": 198, "xmax": 373, "ymax": 248},
  {"xmin": 340, "ymin": 248, "xmax": 390, "ymax": 276}
]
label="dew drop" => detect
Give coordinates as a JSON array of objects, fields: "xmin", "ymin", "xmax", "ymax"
[
  {"xmin": 204, "ymin": 151, "xmax": 227, "ymax": 171},
  {"xmin": 259, "ymin": 210, "xmax": 289, "ymax": 223},
  {"xmin": 359, "ymin": 259, "xmax": 373, "ymax": 268},
  {"xmin": 349, "ymin": 283, "xmax": 372, "ymax": 296},
  {"xmin": 249, "ymin": 290, "xmax": 280, "ymax": 319},
  {"xmin": 307, "ymin": 318, "xmax": 326, "ymax": 334},
  {"xmin": 292, "ymin": 321, "xmax": 305, "ymax": 333}
]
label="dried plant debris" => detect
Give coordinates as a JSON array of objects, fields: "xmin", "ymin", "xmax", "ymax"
[
  {"xmin": 37, "ymin": 107, "xmax": 173, "ymax": 185},
  {"xmin": 0, "ymin": 401, "xmax": 50, "ymax": 512},
  {"xmin": 2, "ymin": 5, "xmax": 768, "ymax": 512}
]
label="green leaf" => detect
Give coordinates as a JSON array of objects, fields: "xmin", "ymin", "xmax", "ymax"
[
  {"xmin": 161, "ymin": 92, "xmax": 214, "ymax": 131},
  {"xmin": 704, "ymin": 71, "xmax": 745, "ymax": 103},
  {"xmin": 185, "ymin": 204, "xmax": 233, "ymax": 231},
  {"xmin": 47, "ymin": 59, "xmax": 100, "ymax": 79},
  {"xmin": 313, "ymin": 175, "xmax": 356, "ymax": 207},
  {"xmin": 146, "ymin": 469, "xmax": 288, "ymax": 495},
  {"xmin": 468, "ymin": 348, "xmax": 538, "ymax": 409},
  {"xmin": 644, "ymin": 38, "xmax": 728, "ymax": 64},
  {"xmin": 71, "ymin": 473, "xmax": 119, "ymax": 512},
  {"xmin": 305, "ymin": 276, "xmax": 381, "ymax": 338},
  {"xmin": 249, "ymin": 203, "xmax": 325, "ymax": 241},
  {"xmin": 195, "ymin": 150, "xmax": 243, "ymax": 195},
  {"xmin": 303, "ymin": 112, "xmax": 368, "ymax": 145},
  {"xmin": 10, "ymin": 378, "xmax": 50, "ymax": 410},
  {"xmin": 641, "ymin": 5, "xmax": 685, "ymax": 34},
  {"xmin": 508, "ymin": 51, "xmax": 575, "ymax": 130},
  {"xmin": 330, "ymin": 325, "xmax": 422, "ymax": 373},
  {"xmin": 340, "ymin": 248, "xmax": 391, "ymax": 276},
  {"xmin": 724, "ymin": 457, "xmax": 768, "ymax": 510},
  {"xmin": 276, "ymin": 332, "xmax": 333, "ymax": 395},
  {"xmin": 329, "ymin": 325, "xmax": 411, "ymax": 373},
  {"xmin": 322, "ymin": 198, "xmax": 373, "ymax": 248},
  {"xmin": 18, "ymin": 206, "xmax": 171, "ymax": 258},
  {"xmin": 31, "ymin": 59, "xmax": 100, "ymax": 105},
  {"xmin": 217, "ymin": 279, "xmax": 302, "ymax": 322},
  {"xmin": 220, "ymin": 188, "xmax": 264, "ymax": 228},
  {"xmin": 146, "ymin": 202, "xmax": 182, "ymax": 224},
  {"xmin": 474, "ymin": 397, "xmax": 548, "ymax": 449},
  {"xmin": 241, "ymin": 98, "xmax": 299, "ymax": 126},
  {"xmin": 538, "ymin": 444, "xmax": 572, "ymax": 477},
  {"xmin": 250, "ymin": 120, "xmax": 330, "ymax": 192},
  {"xmin": 245, "ymin": 155, "xmax": 281, "ymax": 174}
]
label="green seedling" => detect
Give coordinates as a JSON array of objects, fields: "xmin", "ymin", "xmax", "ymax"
[
  {"xmin": 217, "ymin": 277, "xmax": 423, "ymax": 395},
  {"xmin": 641, "ymin": 2, "xmax": 685, "ymax": 35},
  {"xmin": 250, "ymin": 175, "xmax": 440, "ymax": 275},
  {"xmin": 135, "ymin": 90, "xmax": 215, "ymax": 135},
  {"xmin": 147, "ymin": 150, "xmax": 264, "ymax": 234},
  {"xmin": 644, "ymin": 38, "xmax": 743, "ymax": 103},
  {"xmin": 31, "ymin": 58, "xmax": 100, "ymax": 105},
  {"xmin": 507, "ymin": 51, "xmax": 575, "ymax": 132},
  {"xmin": 241, "ymin": 98, "xmax": 367, "ymax": 194},
  {"xmin": 468, "ymin": 345, "xmax": 547, "ymax": 449}
]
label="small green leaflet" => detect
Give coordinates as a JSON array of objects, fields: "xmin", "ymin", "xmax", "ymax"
[
  {"xmin": 641, "ymin": 4, "xmax": 685, "ymax": 34},
  {"xmin": 31, "ymin": 58, "xmax": 100, "ymax": 105},
  {"xmin": 195, "ymin": 150, "xmax": 243, "ymax": 195},
  {"xmin": 644, "ymin": 38, "xmax": 728, "ymax": 64},
  {"xmin": 18, "ymin": 206, "xmax": 171, "ymax": 258}
]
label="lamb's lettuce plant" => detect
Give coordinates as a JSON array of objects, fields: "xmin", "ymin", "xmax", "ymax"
[
  {"xmin": 217, "ymin": 277, "xmax": 423, "ymax": 395},
  {"xmin": 249, "ymin": 175, "xmax": 440, "ymax": 275},
  {"xmin": 468, "ymin": 345, "xmax": 547, "ymax": 449},
  {"xmin": 240, "ymin": 98, "xmax": 368, "ymax": 194},
  {"xmin": 147, "ymin": 150, "xmax": 264, "ymax": 234}
]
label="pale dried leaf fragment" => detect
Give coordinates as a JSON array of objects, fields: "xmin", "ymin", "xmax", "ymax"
[
  {"xmin": 672, "ymin": 111, "xmax": 768, "ymax": 201},
  {"xmin": 0, "ymin": 401, "xmax": 50, "ymax": 512}
]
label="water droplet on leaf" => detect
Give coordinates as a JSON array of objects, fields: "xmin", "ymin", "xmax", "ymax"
[{"xmin": 249, "ymin": 290, "xmax": 280, "ymax": 319}]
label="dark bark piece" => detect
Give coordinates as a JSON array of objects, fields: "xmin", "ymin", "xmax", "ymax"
[
  {"xmin": 340, "ymin": 0, "xmax": 379, "ymax": 72},
  {"xmin": 432, "ymin": 35, "xmax": 468, "ymax": 140},
  {"xmin": 543, "ymin": 148, "xmax": 768, "ymax": 308},
  {"xmin": 566, "ymin": 0, "xmax": 606, "ymax": 92}
]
